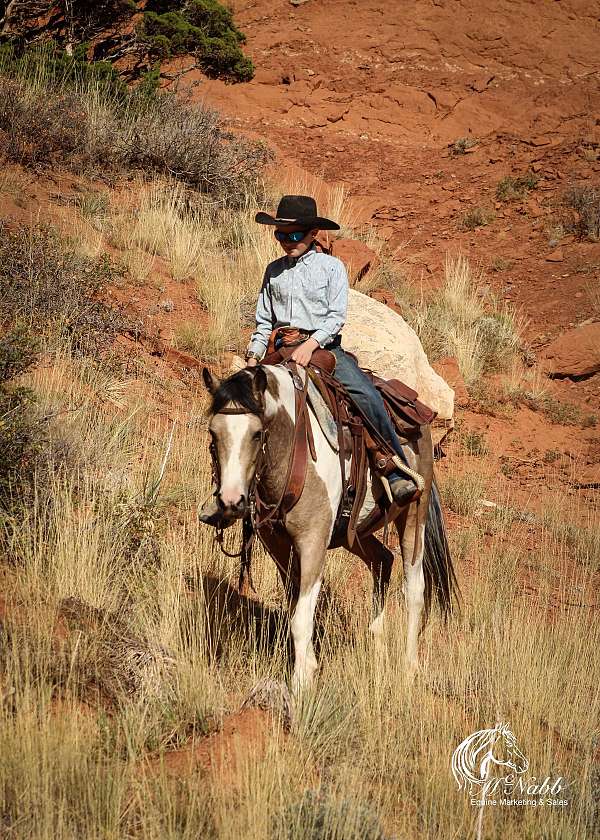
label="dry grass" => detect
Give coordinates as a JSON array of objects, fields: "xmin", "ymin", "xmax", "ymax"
[
  {"xmin": 459, "ymin": 206, "xmax": 495, "ymax": 230},
  {"xmin": 0, "ymin": 223, "xmax": 126, "ymax": 355},
  {"xmin": 502, "ymin": 362, "xmax": 550, "ymax": 405},
  {"xmin": 0, "ymin": 164, "xmax": 30, "ymax": 200},
  {"xmin": 410, "ymin": 256, "xmax": 524, "ymax": 387},
  {"xmin": 107, "ymin": 177, "xmax": 282, "ymax": 356},
  {"xmin": 0, "ymin": 80, "xmax": 596, "ymax": 833},
  {"xmin": 563, "ymin": 184, "xmax": 600, "ymax": 241},
  {"xmin": 586, "ymin": 279, "xmax": 600, "ymax": 317},
  {"xmin": 0, "ymin": 340, "xmax": 597, "ymax": 839},
  {"xmin": 496, "ymin": 171, "xmax": 538, "ymax": 202},
  {"xmin": 449, "ymin": 136, "xmax": 478, "ymax": 156}
]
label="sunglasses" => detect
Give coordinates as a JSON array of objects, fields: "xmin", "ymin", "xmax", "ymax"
[{"xmin": 274, "ymin": 229, "xmax": 310, "ymax": 243}]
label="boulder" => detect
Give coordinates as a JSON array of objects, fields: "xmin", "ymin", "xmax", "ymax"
[
  {"xmin": 433, "ymin": 356, "xmax": 469, "ymax": 408},
  {"xmin": 542, "ymin": 323, "xmax": 600, "ymax": 378},
  {"xmin": 368, "ymin": 288, "xmax": 403, "ymax": 316},
  {"xmin": 343, "ymin": 290, "xmax": 455, "ymax": 443},
  {"xmin": 331, "ymin": 238, "xmax": 380, "ymax": 285},
  {"xmin": 546, "ymin": 247, "xmax": 564, "ymax": 262}
]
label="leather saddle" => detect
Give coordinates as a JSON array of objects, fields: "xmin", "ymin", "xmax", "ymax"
[{"xmin": 259, "ymin": 329, "xmax": 436, "ymax": 547}]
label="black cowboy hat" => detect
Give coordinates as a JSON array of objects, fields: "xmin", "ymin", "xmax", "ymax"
[{"xmin": 255, "ymin": 195, "xmax": 340, "ymax": 230}]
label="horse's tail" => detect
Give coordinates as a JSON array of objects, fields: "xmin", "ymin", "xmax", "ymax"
[{"xmin": 423, "ymin": 478, "xmax": 459, "ymax": 621}]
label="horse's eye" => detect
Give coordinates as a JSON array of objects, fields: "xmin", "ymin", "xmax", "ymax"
[{"xmin": 252, "ymin": 431, "xmax": 262, "ymax": 442}]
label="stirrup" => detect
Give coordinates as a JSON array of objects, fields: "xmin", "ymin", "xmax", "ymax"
[
  {"xmin": 381, "ymin": 475, "xmax": 421, "ymax": 507},
  {"xmin": 391, "ymin": 455, "xmax": 425, "ymax": 492}
]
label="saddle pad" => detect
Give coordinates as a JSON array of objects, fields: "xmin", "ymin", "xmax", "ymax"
[{"xmin": 306, "ymin": 376, "xmax": 339, "ymax": 452}]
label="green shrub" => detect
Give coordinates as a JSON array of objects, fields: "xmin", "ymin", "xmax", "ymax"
[
  {"xmin": 496, "ymin": 171, "xmax": 538, "ymax": 202},
  {"xmin": 139, "ymin": 1, "xmax": 254, "ymax": 82},
  {"xmin": 1, "ymin": 1, "xmax": 253, "ymax": 84}
]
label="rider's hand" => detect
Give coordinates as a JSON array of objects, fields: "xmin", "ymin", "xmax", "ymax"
[{"xmin": 290, "ymin": 337, "xmax": 319, "ymax": 367}]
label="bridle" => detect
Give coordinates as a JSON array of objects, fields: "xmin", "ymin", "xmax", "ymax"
[
  {"xmin": 208, "ymin": 363, "xmax": 311, "ymax": 592},
  {"xmin": 209, "ymin": 402, "xmax": 268, "ymax": 592}
]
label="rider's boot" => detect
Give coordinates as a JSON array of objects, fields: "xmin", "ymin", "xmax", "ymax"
[{"xmin": 388, "ymin": 472, "xmax": 419, "ymax": 507}]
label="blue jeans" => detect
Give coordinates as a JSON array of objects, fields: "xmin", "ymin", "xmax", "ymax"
[{"xmin": 330, "ymin": 347, "xmax": 408, "ymax": 472}]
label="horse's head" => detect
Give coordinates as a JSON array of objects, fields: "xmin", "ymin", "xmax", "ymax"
[
  {"xmin": 202, "ymin": 366, "xmax": 269, "ymax": 522},
  {"xmin": 488, "ymin": 724, "xmax": 529, "ymax": 776}
]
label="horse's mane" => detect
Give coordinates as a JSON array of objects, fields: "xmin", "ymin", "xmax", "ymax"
[{"xmin": 209, "ymin": 369, "xmax": 263, "ymax": 416}]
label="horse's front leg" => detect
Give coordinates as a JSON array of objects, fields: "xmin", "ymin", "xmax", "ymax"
[
  {"xmin": 287, "ymin": 532, "xmax": 327, "ymax": 693},
  {"xmin": 262, "ymin": 519, "xmax": 324, "ymax": 692}
]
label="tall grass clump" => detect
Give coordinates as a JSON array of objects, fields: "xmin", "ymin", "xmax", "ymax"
[
  {"xmin": 0, "ymin": 327, "xmax": 42, "ymax": 520},
  {"xmin": 111, "ymin": 180, "xmax": 210, "ymax": 281},
  {"xmin": 563, "ymin": 184, "xmax": 600, "ymax": 241},
  {"xmin": 0, "ymin": 43, "xmax": 269, "ymax": 206},
  {"xmin": 410, "ymin": 255, "xmax": 523, "ymax": 386},
  {"xmin": 0, "ymin": 222, "xmax": 131, "ymax": 530},
  {"xmin": 0, "ymin": 223, "xmax": 126, "ymax": 355}
]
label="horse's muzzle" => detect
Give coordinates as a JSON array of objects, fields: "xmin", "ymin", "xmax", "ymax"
[
  {"xmin": 218, "ymin": 492, "xmax": 248, "ymax": 520},
  {"xmin": 198, "ymin": 494, "xmax": 240, "ymax": 529}
]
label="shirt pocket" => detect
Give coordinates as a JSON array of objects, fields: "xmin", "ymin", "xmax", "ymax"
[
  {"xmin": 302, "ymin": 273, "xmax": 329, "ymax": 306},
  {"xmin": 269, "ymin": 277, "xmax": 285, "ymax": 305}
]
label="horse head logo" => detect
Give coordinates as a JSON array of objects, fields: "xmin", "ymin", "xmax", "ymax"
[{"xmin": 451, "ymin": 724, "xmax": 529, "ymax": 794}]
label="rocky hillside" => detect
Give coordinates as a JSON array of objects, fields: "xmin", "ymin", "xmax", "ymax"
[{"xmin": 180, "ymin": 0, "xmax": 600, "ymax": 488}]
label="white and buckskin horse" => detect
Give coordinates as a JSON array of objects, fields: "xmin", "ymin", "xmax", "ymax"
[{"xmin": 201, "ymin": 363, "xmax": 458, "ymax": 691}]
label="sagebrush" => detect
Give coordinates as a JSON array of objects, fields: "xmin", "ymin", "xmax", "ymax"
[{"xmin": 0, "ymin": 45, "xmax": 269, "ymax": 205}]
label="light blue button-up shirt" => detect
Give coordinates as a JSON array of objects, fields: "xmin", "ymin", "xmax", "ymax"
[{"xmin": 248, "ymin": 246, "xmax": 349, "ymax": 358}]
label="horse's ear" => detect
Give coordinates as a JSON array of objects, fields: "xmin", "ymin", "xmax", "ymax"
[
  {"xmin": 202, "ymin": 367, "xmax": 220, "ymax": 395},
  {"xmin": 252, "ymin": 366, "xmax": 268, "ymax": 397}
]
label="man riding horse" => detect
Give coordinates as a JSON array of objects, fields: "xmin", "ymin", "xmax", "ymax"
[{"xmin": 246, "ymin": 195, "xmax": 418, "ymax": 505}]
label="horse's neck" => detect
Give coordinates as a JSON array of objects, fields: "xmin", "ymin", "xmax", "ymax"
[
  {"xmin": 260, "ymin": 366, "xmax": 297, "ymax": 500},
  {"xmin": 264, "ymin": 365, "xmax": 296, "ymax": 423}
]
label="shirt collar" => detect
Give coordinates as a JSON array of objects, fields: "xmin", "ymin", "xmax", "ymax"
[{"xmin": 286, "ymin": 242, "xmax": 318, "ymax": 268}]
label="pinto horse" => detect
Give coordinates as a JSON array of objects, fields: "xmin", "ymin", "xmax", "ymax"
[{"xmin": 202, "ymin": 363, "xmax": 458, "ymax": 691}]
